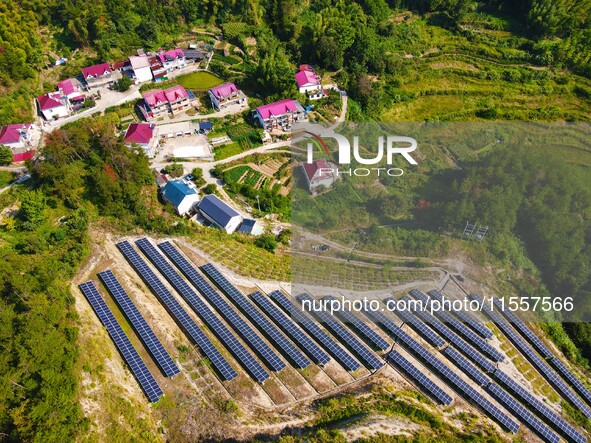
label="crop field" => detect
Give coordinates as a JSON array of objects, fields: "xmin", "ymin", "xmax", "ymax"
[{"xmin": 177, "ymin": 72, "xmax": 224, "ymax": 91}]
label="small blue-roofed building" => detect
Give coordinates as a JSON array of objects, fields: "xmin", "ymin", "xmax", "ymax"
[
  {"xmin": 199, "ymin": 194, "xmax": 242, "ymax": 234},
  {"xmin": 198, "ymin": 121, "xmax": 213, "ymax": 133},
  {"xmin": 238, "ymin": 218, "xmax": 263, "ymax": 236},
  {"xmin": 161, "ymin": 179, "xmax": 200, "ymax": 216}
]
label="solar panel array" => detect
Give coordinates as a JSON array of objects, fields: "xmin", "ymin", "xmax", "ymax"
[
  {"xmin": 403, "ymin": 294, "xmax": 504, "ymax": 365},
  {"xmin": 79, "ymin": 281, "xmax": 163, "ymax": 403},
  {"xmin": 363, "ymin": 310, "xmax": 519, "ymax": 433},
  {"xmin": 200, "ymin": 263, "xmax": 300, "ymax": 371},
  {"xmin": 492, "ymin": 298, "xmax": 554, "ymax": 359},
  {"xmin": 470, "ymin": 293, "xmax": 591, "ymax": 419},
  {"xmin": 298, "ymin": 294, "xmax": 383, "ymax": 370},
  {"xmin": 134, "ymin": 239, "xmax": 268, "ymax": 382},
  {"xmin": 98, "ymin": 270, "xmax": 180, "ymax": 378},
  {"xmin": 388, "ymin": 349, "xmax": 453, "ymax": 405},
  {"xmin": 392, "ymin": 301, "xmax": 447, "ymax": 349},
  {"xmin": 323, "ymin": 295, "xmax": 390, "ymax": 351},
  {"xmin": 494, "ymin": 369, "xmax": 586, "ymax": 443},
  {"xmin": 268, "ymin": 290, "xmax": 361, "ymax": 371},
  {"xmin": 149, "ymin": 242, "xmax": 283, "ymax": 375},
  {"xmin": 442, "ymin": 347, "xmax": 491, "ymax": 387},
  {"xmin": 550, "ymin": 358, "xmax": 591, "ymax": 407},
  {"xmin": 486, "ymin": 382, "xmax": 560, "ymax": 443},
  {"xmin": 428, "ymin": 289, "xmax": 493, "ymax": 339},
  {"xmin": 252, "ymin": 291, "xmax": 331, "ymax": 365},
  {"xmin": 116, "ymin": 241, "xmax": 239, "ymax": 382}
]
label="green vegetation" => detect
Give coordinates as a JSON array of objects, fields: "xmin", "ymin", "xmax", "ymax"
[
  {"xmin": 0, "ymin": 145, "xmax": 13, "ymax": 165},
  {"xmin": 163, "ymin": 163, "xmax": 184, "ymax": 178},
  {"xmin": 213, "ymin": 142, "xmax": 244, "ymax": 161},
  {"xmin": 0, "ymin": 170, "xmax": 16, "ymax": 188},
  {"xmin": 176, "ymin": 72, "xmax": 224, "ymax": 91},
  {"xmin": 113, "ymin": 76, "xmax": 133, "ymax": 92}
]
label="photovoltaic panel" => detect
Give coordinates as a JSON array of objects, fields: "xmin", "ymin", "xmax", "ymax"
[
  {"xmin": 362, "ymin": 310, "xmax": 519, "ymax": 433},
  {"xmin": 98, "ymin": 270, "xmax": 180, "ymax": 378},
  {"xmin": 403, "ymin": 294, "xmax": 504, "ymax": 364},
  {"xmin": 392, "ymin": 301, "xmax": 447, "ymax": 349},
  {"xmin": 298, "ymin": 294, "xmax": 383, "ymax": 370},
  {"xmin": 550, "ymin": 358, "xmax": 591, "ymax": 408},
  {"xmin": 494, "ymin": 369, "xmax": 586, "ymax": 443},
  {"xmin": 200, "ymin": 263, "xmax": 302, "ymax": 370},
  {"xmin": 323, "ymin": 295, "xmax": 390, "ymax": 351},
  {"xmin": 116, "ymin": 241, "xmax": 239, "ymax": 382},
  {"xmin": 492, "ymin": 298, "xmax": 554, "ymax": 359},
  {"xmin": 252, "ymin": 291, "xmax": 330, "ymax": 365},
  {"xmin": 388, "ymin": 349, "xmax": 453, "ymax": 405},
  {"xmin": 428, "ymin": 289, "xmax": 493, "ymax": 339},
  {"xmin": 132, "ymin": 239, "xmax": 267, "ymax": 382},
  {"xmin": 442, "ymin": 347, "xmax": 491, "ymax": 387},
  {"xmin": 486, "ymin": 383, "xmax": 560, "ymax": 443},
  {"xmin": 268, "ymin": 290, "xmax": 361, "ymax": 371},
  {"xmin": 148, "ymin": 242, "xmax": 283, "ymax": 374},
  {"xmin": 79, "ymin": 281, "xmax": 163, "ymax": 403},
  {"xmin": 470, "ymin": 293, "xmax": 591, "ymax": 420}
]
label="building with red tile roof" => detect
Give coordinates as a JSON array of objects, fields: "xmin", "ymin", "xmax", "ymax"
[
  {"xmin": 81, "ymin": 62, "xmax": 116, "ymax": 88},
  {"xmin": 37, "ymin": 92, "xmax": 69, "ymax": 120},
  {"xmin": 140, "ymin": 86, "xmax": 194, "ymax": 120},
  {"xmin": 302, "ymin": 159, "xmax": 335, "ymax": 192},
  {"xmin": 253, "ymin": 99, "xmax": 306, "ymax": 130},
  {"xmin": 0, "ymin": 124, "xmax": 32, "ymax": 149},
  {"xmin": 124, "ymin": 123, "xmax": 159, "ymax": 158},
  {"xmin": 208, "ymin": 82, "xmax": 246, "ymax": 110}
]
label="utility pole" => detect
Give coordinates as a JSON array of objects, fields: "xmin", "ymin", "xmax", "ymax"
[{"xmin": 256, "ymin": 194, "xmax": 261, "ymax": 212}]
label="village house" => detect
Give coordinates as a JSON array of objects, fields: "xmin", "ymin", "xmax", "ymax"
[
  {"xmin": 161, "ymin": 179, "xmax": 200, "ymax": 216},
  {"xmin": 124, "ymin": 123, "xmax": 159, "ymax": 158},
  {"xmin": 0, "ymin": 124, "xmax": 32, "ymax": 150},
  {"xmin": 158, "ymin": 49, "xmax": 186, "ymax": 72},
  {"xmin": 129, "ymin": 55, "xmax": 154, "ymax": 83},
  {"xmin": 198, "ymin": 194, "xmax": 242, "ymax": 234},
  {"xmin": 140, "ymin": 85, "xmax": 195, "ymax": 120},
  {"xmin": 81, "ymin": 62, "xmax": 116, "ymax": 89},
  {"xmin": 57, "ymin": 79, "xmax": 85, "ymax": 104},
  {"xmin": 302, "ymin": 159, "xmax": 335, "ymax": 192},
  {"xmin": 253, "ymin": 99, "xmax": 306, "ymax": 131},
  {"xmin": 37, "ymin": 92, "xmax": 70, "ymax": 120},
  {"xmin": 208, "ymin": 82, "xmax": 247, "ymax": 110}
]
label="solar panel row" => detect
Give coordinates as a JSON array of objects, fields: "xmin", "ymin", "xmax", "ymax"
[
  {"xmin": 442, "ymin": 347, "xmax": 491, "ymax": 387},
  {"xmin": 550, "ymin": 358, "xmax": 591, "ymax": 408},
  {"xmin": 79, "ymin": 281, "xmax": 163, "ymax": 403},
  {"xmin": 486, "ymin": 383, "xmax": 560, "ymax": 443},
  {"xmin": 200, "ymin": 263, "xmax": 301, "ymax": 370},
  {"xmin": 388, "ymin": 349, "xmax": 453, "ymax": 405},
  {"xmin": 403, "ymin": 294, "xmax": 503, "ymax": 367},
  {"xmin": 268, "ymin": 291, "xmax": 361, "ymax": 371},
  {"xmin": 491, "ymin": 298, "xmax": 554, "ymax": 359},
  {"xmin": 98, "ymin": 270, "xmax": 180, "ymax": 378},
  {"xmin": 428, "ymin": 290, "xmax": 493, "ymax": 339},
  {"xmin": 470, "ymin": 293, "xmax": 591, "ymax": 420},
  {"xmin": 392, "ymin": 301, "xmax": 447, "ymax": 349},
  {"xmin": 298, "ymin": 294, "xmax": 383, "ymax": 370},
  {"xmin": 148, "ymin": 242, "xmax": 281, "ymax": 376},
  {"xmin": 494, "ymin": 369, "xmax": 586, "ymax": 443},
  {"xmin": 362, "ymin": 310, "xmax": 519, "ymax": 433},
  {"xmin": 252, "ymin": 291, "xmax": 331, "ymax": 366},
  {"xmin": 323, "ymin": 295, "xmax": 390, "ymax": 351},
  {"xmin": 116, "ymin": 241, "xmax": 239, "ymax": 382}
]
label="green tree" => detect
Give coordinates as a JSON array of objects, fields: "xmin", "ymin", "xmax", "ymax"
[
  {"xmin": 17, "ymin": 189, "xmax": 46, "ymax": 230},
  {"xmin": 0, "ymin": 145, "xmax": 13, "ymax": 165},
  {"xmin": 255, "ymin": 234, "xmax": 277, "ymax": 252},
  {"xmin": 202, "ymin": 183, "xmax": 217, "ymax": 194},
  {"xmin": 114, "ymin": 76, "xmax": 133, "ymax": 92}
]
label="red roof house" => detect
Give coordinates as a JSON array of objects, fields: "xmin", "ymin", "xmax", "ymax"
[
  {"xmin": 254, "ymin": 99, "xmax": 306, "ymax": 130},
  {"xmin": 125, "ymin": 123, "xmax": 154, "ymax": 145},
  {"xmin": 37, "ymin": 92, "xmax": 69, "ymax": 120},
  {"xmin": 295, "ymin": 69, "xmax": 321, "ymax": 93},
  {"xmin": 164, "ymin": 85, "xmax": 189, "ymax": 102},
  {"xmin": 302, "ymin": 159, "xmax": 335, "ymax": 192},
  {"xmin": 82, "ymin": 62, "xmax": 111, "ymax": 79},
  {"xmin": 208, "ymin": 82, "xmax": 246, "ymax": 110},
  {"xmin": 0, "ymin": 124, "xmax": 31, "ymax": 147}
]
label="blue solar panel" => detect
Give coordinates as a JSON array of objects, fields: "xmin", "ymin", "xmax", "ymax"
[
  {"xmin": 428, "ymin": 290, "xmax": 493, "ymax": 339},
  {"xmin": 362, "ymin": 310, "xmax": 518, "ymax": 433},
  {"xmin": 494, "ymin": 369, "xmax": 586, "ymax": 443},
  {"xmin": 132, "ymin": 239, "xmax": 267, "ymax": 382},
  {"xmin": 471, "ymin": 293, "xmax": 591, "ymax": 420},
  {"xmin": 200, "ymin": 263, "xmax": 304, "ymax": 370},
  {"xmin": 253, "ymin": 291, "xmax": 331, "ymax": 366},
  {"xmin": 486, "ymin": 383, "xmax": 560, "ymax": 443},
  {"xmin": 298, "ymin": 294, "xmax": 383, "ymax": 370},
  {"xmin": 388, "ymin": 349, "xmax": 453, "ymax": 405},
  {"xmin": 322, "ymin": 295, "xmax": 390, "ymax": 351},
  {"xmin": 405, "ymin": 293, "xmax": 503, "ymax": 365},
  {"xmin": 492, "ymin": 298, "xmax": 554, "ymax": 359},
  {"xmin": 116, "ymin": 241, "xmax": 239, "ymax": 382},
  {"xmin": 149, "ymin": 242, "xmax": 283, "ymax": 375},
  {"xmin": 268, "ymin": 291, "xmax": 361, "ymax": 371},
  {"xmin": 392, "ymin": 300, "xmax": 447, "ymax": 349},
  {"xmin": 79, "ymin": 281, "xmax": 163, "ymax": 403},
  {"xmin": 98, "ymin": 270, "xmax": 180, "ymax": 378},
  {"xmin": 550, "ymin": 358, "xmax": 591, "ymax": 408},
  {"xmin": 442, "ymin": 347, "xmax": 491, "ymax": 387}
]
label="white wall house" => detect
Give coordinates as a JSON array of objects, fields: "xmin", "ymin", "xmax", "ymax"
[
  {"xmin": 129, "ymin": 56, "xmax": 154, "ymax": 83},
  {"xmin": 303, "ymin": 159, "xmax": 335, "ymax": 192},
  {"xmin": 37, "ymin": 92, "xmax": 70, "ymax": 120},
  {"xmin": 161, "ymin": 180, "xmax": 200, "ymax": 216}
]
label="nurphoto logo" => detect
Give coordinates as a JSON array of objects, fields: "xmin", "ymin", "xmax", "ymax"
[{"xmin": 303, "ymin": 127, "xmax": 418, "ymax": 177}]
